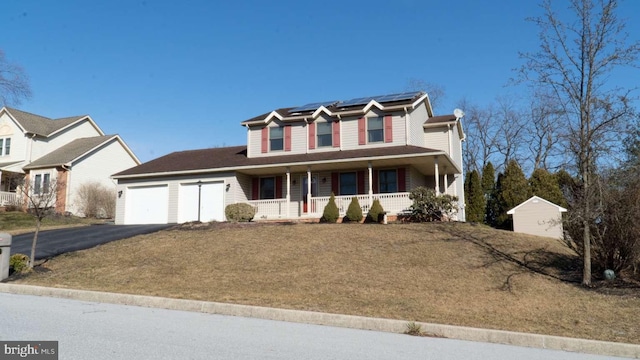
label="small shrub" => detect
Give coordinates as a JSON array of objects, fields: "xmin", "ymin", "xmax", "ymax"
[
  {"xmin": 9, "ymin": 253, "xmax": 30, "ymax": 273},
  {"xmin": 321, "ymin": 193, "xmax": 339, "ymax": 223},
  {"xmin": 225, "ymin": 203, "xmax": 256, "ymax": 222},
  {"xmin": 366, "ymin": 199, "xmax": 385, "ymax": 223},
  {"xmin": 75, "ymin": 182, "xmax": 116, "ymax": 218},
  {"xmin": 344, "ymin": 197, "xmax": 363, "ymax": 222},
  {"xmin": 404, "ymin": 322, "xmax": 425, "ymax": 336},
  {"xmin": 409, "ymin": 187, "xmax": 458, "ymax": 222}
]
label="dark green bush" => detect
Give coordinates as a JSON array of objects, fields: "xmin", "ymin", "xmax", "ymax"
[
  {"xmin": 366, "ymin": 199, "xmax": 385, "ymax": 223},
  {"xmin": 225, "ymin": 203, "xmax": 256, "ymax": 222},
  {"xmin": 344, "ymin": 197, "xmax": 363, "ymax": 223},
  {"xmin": 321, "ymin": 193, "xmax": 339, "ymax": 223},
  {"xmin": 408, "ymin": 187, "xmax": 458, "ymax": 222},
  {"xmin": 10, "ymin": 253, "xmax": 29, "ymax": 273}
]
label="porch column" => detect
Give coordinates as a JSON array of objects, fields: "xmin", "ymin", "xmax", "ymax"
[
  {"xmin": 306, "ymin": 166, "xmax": 312, "ymax": 213},
  {"xmin": 367, "ymin": 161, "xmax": 373, "ymax": 205},
  {"xmin": 286, "ymin": 167, "xmax": 291, "ymax": 218},
  {"xmin": 434, "ymin": 157, "xmax": 440, "ymax": 195},
  {"xmin": 443, "ymin": 167, "xmax": 448, "ymax": 195}
]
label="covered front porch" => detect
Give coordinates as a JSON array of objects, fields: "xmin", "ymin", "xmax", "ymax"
[
  {"xmin": 0, "ymin": 165, "xmax": 23, "ymax": 207},
  {"xmin": 242, "ymin": 152, "xmax": 461, "ymax": 221}
]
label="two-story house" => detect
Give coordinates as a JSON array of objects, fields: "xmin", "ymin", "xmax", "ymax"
[
  {"xmin": 0, "ymin": 107, "xmax": 140, "ymax": 215},
  {"xmin": 112, "ymin": 91, "xmax": 466, "ymax": 224}
]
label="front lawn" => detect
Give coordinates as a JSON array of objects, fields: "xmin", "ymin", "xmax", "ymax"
[{"xmin": 0, "ymin": 211, "xmax": 103, "ymax": 234}]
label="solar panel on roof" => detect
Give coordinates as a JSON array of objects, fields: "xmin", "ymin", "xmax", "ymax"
[
  {"xmin": 337, "ymin": 96, "xmax": 378, "ymax": 107},
  {"xmin": 289, "ymin": 101, "xmax": 339, "ymax": 113},
  {"xmin": 374, "ymin": 91, "xmax": 423, "ymax": 103},
  {"xmin": 337, "ymin": 91, "xmax": 423, "ymax": 108}
]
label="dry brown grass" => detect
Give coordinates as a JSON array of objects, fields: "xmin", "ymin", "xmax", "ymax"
[{"xmin": 9, "ymin": 222, "xmax": 640, "ymax": 344}]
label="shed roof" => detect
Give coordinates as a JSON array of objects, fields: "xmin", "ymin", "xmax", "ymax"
[{"xmin": 507, "ymin": 196, "xmax": 568, "ymax": 215}]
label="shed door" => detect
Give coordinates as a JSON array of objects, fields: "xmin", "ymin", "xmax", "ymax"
[
  {"xmin": 178, "ymin": 182, "xmax": 225, "ymax": 223},
  {"xmin": 125, "ymin": 185, "xmax": 169, "ymax": 224}
]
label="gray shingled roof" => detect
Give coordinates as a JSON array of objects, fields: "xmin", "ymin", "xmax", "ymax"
[
  {"xmin": 24, "ymin": 136, "xmax": 116, "ymax": 169},
  {"xmin": 5, "ymin": 107, "xmax": 86, "ymax": 137},
  {"xmin": 113, "ymin": 145, "xmax": 441, "ymax": 177}
]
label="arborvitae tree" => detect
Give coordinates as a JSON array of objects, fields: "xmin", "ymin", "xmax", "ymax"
[
  {"xmin": 345, "ymin": 197, "xmax": 363, "ymax": 222},
  {"xmin": 481, "ymin": 162, "xmax": 495, "ymax": 197},
  {"xmin": 366, "ymin": 198, "xmax": 385, "ymax": 223},
  {"xmin": 529, "ymin": 168, "xmax": 566, "ymax": 207},
  {"xmin": 465, "ymin": 170, "xmax": 485, "ymax": 223},
  {"xmin": 321, "ymin": 193, "xmax": 339, "ymax": 223},
  {"xmin": 481, "ymin": 162, "xmax": 496, "ymax": 225},
  {"xmin": 486, "ymin": 173, "xmax": 504, "ymax": 227},
  {"xmin": 495, "ymin": 159, "xmax": 530, "ymax": 229}
]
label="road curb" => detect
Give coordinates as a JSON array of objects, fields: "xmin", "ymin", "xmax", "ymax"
[{"xmin": 0, "ymin": 283, "xmax": 638, "ymax": 358}]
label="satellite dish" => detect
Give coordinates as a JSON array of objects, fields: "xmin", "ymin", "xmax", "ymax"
[{"xmin": 453, "ymin": 108, "xmax": 465, "ymax": 118}]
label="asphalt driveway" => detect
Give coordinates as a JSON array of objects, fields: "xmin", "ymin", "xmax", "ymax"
[{"xmin": 9, "ymin": 224, "xmax": 173, "ymax": 260}]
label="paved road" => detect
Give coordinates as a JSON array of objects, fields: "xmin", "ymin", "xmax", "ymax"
[
  {"xmin": 9, "ymin": 224, "xmax": 172, "ymax": 259},
  {"xmin": 0, "ymin": 293, "xmax": 623, "ymax": 360}
]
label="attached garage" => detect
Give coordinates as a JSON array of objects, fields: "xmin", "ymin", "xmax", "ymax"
[
  {"xmin": 178, "ymin": 181, "xmax": 225, "ymax": 223},
  {"xmin": 124, "ymin": 185, "xmax": 169, "ymax": 224}
]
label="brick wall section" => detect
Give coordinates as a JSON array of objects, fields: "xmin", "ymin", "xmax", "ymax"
[{"xmin": 56, "ymin": 168, "xmax": 68, "ymax": 213}]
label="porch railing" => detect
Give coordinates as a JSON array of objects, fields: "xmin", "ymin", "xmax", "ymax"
[
  {"xmin": 310, "ymin": 192, "xmax": 412, "ymax": 216},
  {"xmin": 0, "ymin": 191, "xmax": 19, "ymax": 206},
  {"xmin": 248, "ymin": 199, "xmax": 287, "ymax": 220}
]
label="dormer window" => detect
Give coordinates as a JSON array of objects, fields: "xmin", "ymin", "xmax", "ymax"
[
  {"xmin": 368, "ymin": 117, "xmax": 384, "ymax": 143},
  {"xmin": 317, "ymin": 122, "xmax": 332, "ymax": 147},
  {"xmin": 0, "ymin": 138, "xmax": 10, "ymax": 156},
  {"xmin": 270, "ymin": 127, "xmax": 283, "ymax": 151}
]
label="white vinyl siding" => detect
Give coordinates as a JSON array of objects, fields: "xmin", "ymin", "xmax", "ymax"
[
  {"xmin": 30, "ymin": 120, "xmax": 101, "ymax": 161},
  {"xmin": 409, "ymin": 104, "xmax": 429, "ymax": 146},
  {"xmin": 67, "ymin": 138, "xmax": 139, "ymax": 215},
  {"xmin": 424, "ymin": 127, "xmax": 449, "ymax": 152},
  {"xmin": 0, "ymin": 112, "xmax": 26, "ymax": 163},
  {"xmin": 511, "ymin": 199, "xmax": 564, "ymax": 239}
]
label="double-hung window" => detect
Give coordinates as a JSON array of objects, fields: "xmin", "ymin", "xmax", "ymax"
[
  {"xmin": 368, "ymin": 117, "xmax": 383, "ymax": 143},
  {"xmin": 260, "ymin": 177, "xmax": 275, "ymax": 199},
  {"xmin": 33, "ymin": 173, "xmax": 51, "ymax": 195},
  {"xmin": 0, "ymin": 138, "xmax": 10, "ymax": 156},
  {"xmin": 317, "ymin": 122, "xmax": 332, "ymax": 147},
  {"xmin": 379, "ymin": 169, "xmax": 397, "ymax": 193},
  {"xmin": 270, "ymin": 127, "xmax": 283, "ymax": 151},
  {"xmin": 339, "ymin": 172, "xmax": 357, "ymax": 195}
]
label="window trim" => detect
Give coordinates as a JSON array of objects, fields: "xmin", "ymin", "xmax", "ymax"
[
  {"xmin": 339, "ymin": 172, "xmax": 357, "ymax": 196},
  {"xmin": 367, "ymin": 117, "xmax": 384, "ymax": 143},
  {"xmin": 378, "ymin": 169, "xmax": 398, "ymax": 193},
  {"xmin": 316, "ymin": 121, "xmax": 333, "ymax": 147},
  {"xmin": 0, "ymin": 137, "xmax": 9, "ymax": 156},
  {"xmin": 269, "ymin": 127, "xmax": 284, "ymax": 151},
  {"xmin": 259, "ymin": 176, "xmax": 276, "ymax": 200}
]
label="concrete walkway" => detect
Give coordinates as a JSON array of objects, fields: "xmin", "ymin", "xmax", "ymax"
[{"xmin": 0, "ymin": 283, "xmax": 637, "ymax": 358}]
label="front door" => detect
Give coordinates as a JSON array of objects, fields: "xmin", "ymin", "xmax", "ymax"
[{"xmin": 302, "ymin": 175, "xmax": 318, "ymax": 213}]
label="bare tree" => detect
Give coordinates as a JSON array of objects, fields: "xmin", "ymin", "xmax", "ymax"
[
  {"xmin": 0, "ymin": 50, "xmax": 32, "ymax": 106},
  {"xmin": 523, "ymin": 91, "xmax": 567, "ymax": 171},
  {"xmin": 459, "ymin": 99, "xmax": 504, "ymax": 173},
  {"xmin": 494, "ymin": 96, "xmax": 528, "ymax": 171},
  {"xmin": 19, "ymin": 175, "xmax": 64, "ymax": 269},
  {"xmin": 405, "ymin": 78, "xmax": 446, "ymax": 111},
  {"xmin": 519, "ymin": 0, "xmax": 640, "ymax": 285}
]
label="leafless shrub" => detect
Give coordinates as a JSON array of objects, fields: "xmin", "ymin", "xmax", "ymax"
[{"xmin": 75, "ymin": 182, "xmax": 116, "ymax": 219}]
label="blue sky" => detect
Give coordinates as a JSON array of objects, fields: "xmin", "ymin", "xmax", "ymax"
[{"xmin": 2, "ymin": 0, "xmax": 639, "ymax": 163}]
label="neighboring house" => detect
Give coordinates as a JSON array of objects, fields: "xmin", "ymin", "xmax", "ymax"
[
  {"xmin": 507, "ymin": 196, "xmax": 567, "ymax": 239},
  {"xmin": 0, "ymin": 107, "xmax": 141, "ymax": 215},
  {"xmin": 112, "ymin": 91, "xmax": 466, "ymax": 225}
]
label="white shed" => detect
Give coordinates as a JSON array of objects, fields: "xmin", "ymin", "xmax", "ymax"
[{"xmin": 507, "ymin": 196, "xmax": 567, "ymax": 239}]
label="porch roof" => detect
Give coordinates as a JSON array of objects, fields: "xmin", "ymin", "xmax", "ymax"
[
  {"xmin": 113, "ymin": 145, "xmax": 460, "ymax": 179},
  {"xmin": 0, "ymin": 161, "xmax": 25, "ymax": 173}
]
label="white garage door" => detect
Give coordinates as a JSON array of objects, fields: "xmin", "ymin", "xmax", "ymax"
[
  {"xmin": 178, "ymin": 182, "xmax": 225, "ymax": 223},
  {"xmin": 125, "ymin": 185, "xmax": 169, "ymax": 224}
]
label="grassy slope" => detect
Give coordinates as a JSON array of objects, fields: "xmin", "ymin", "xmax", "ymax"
[{"xmin": 9, "ymin": 222, "xmax": 640, "ymax": 344}]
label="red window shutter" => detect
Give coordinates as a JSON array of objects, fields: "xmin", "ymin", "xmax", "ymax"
[
  {"xmin": 332, "ymin": 121, "xmax": 340, "ymax": 148},
  {"xmin": 372, "ymin": 170, "xmax": 379, "ymax": 194},
  {"xmin": 358, "ymin": 117, "xmax": 366, "ymax": 145},
  {"xmin": 308, "ymin": 122, "xmax": 316, "ymax": 149},
  {"xmin": 284, "ymin": 126, "xmax": 292, "ymax": 151},
  {"xmin": 331, "ymin": 172, "xmax": 339, "ymax": 195},
  {"xmin": 252, "ymin": 178, "xmax": 259, "ymax": 200},
  {"xmin": 261, "ymin": 127, "xmax": 268, "ymax": 153},
  {"xmin": 357, "ymin": 171, "xmax": 365, "ymax": 194},
  {"xmin": 384, "ymin": 115, "xmax": 393, "ymax": 143},
  {"xmin": 397, "ymin": 167, "xmax": 406, "ymax": 192},
  {"xmin": 275, "ymin": 176, "xmax": 283, "ymax": 198}
]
